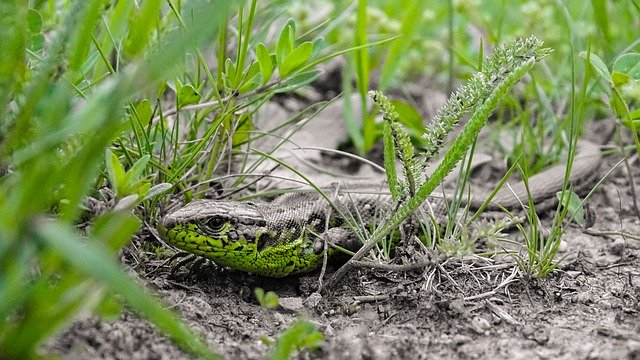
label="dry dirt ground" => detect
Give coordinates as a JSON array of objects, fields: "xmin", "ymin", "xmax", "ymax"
[{"xmin": 46, "ymin": 92, "xmax": 640, "ymax": 359}]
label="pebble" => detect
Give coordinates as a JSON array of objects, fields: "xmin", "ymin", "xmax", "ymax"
[
  {"xmin": 574, "ymin": 291, "xmax": 594, "ymax": 304},
  {"xmin": 521, "ymin": 324, "xmax": 549, "ymax": 344},
  {"xmin": 278, "ymin": 297, "xmax": 304, "ymax": 312},
  {"xmin": 471, "ymin": 316, "xmax": 491, "ymax": 334},
  {"xmin": 565, "ymin": 270, "xmax": 582, "ymax": 278},
  {"xmin": 609, "ymin": 238, "xmax": 626, "ymax": 256},
  {"xmin": 557, "ymin": 239, "xmax": 569, "ymax": 253},
  {"xmin": 304, "ymin": 292, "xmax": 322, "ymax": 308}
]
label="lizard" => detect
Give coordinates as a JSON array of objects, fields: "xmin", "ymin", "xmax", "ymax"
[{"xmin": 157, "ymin": 140, "xmax": 603, "ymax": 277}]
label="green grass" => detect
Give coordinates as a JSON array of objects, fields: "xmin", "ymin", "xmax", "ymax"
[
  {"xmin": 0, "ymin": 2, "xmax": 236, "ymax": 358},
  {"xmin": 1, "ymin": 0, "xmax": 638, "ymax": 359},
  {"xmin": 333, "ymin": 38, "xmax": 551, "ymax": 285}
]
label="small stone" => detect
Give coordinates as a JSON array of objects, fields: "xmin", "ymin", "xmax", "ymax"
[
  {"xmin": 533, "ymin": 327, "xmax": 550, "ymax": 344},
  {"xmin": 521, "ymin": 325, "xmax": 535, "ymax": 338},
  {"xmin": 471, "ymin": 316, "xmax": 491, "ymax": 334},
  {"xmin": 609, "ymin": 238, "xmax": 626, "ymax": 256},
  {"xmin": 448, "ymin": 299, "xmax": 466, "ymax": 315},
  {"xmin": 565, "ymin": 270, "xmax": 582, "ymax": 278},
  {"xmin": 557, "ymin": 240, "xmax": 569, "ymax": 253},
  {"xmin": 279, "ymin": 297, "xmax": 304, "ymax": 312},
  {"xmin": 304, "ymin": 292, "xmax": 322, "ymax": 308},
  {"xmin": 574, "ymin": 291, "xmax": 594, "ymax": 304},
  {"xmin": 595, "ymin": 257, "xmax": 611, "ymax": 267},
  {"xmin": 521, "ymin": 325, "xmax": 549, "ymax": 344},
  {"xmin": 607, "ymin": 298, "xmax": 623, "ymax": 309},
  {"xmin": 324, "ymin": 324, "xmax": 335, "ymax": 336}
]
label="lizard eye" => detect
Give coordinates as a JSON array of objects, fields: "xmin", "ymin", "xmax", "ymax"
[{"xmin": 203, "ymin": 217, "xmax": 226, "ymax": 233}]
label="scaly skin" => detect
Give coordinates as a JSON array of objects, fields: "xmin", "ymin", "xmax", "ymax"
[
  {"xmin": 158, "ymin": 141, "xmax": 603, "ymax": 277},
  {"xmin": 158, "ymin": 220, "xmax": 327, "ymax": 276},
  {"xmin": 158, "ymin": 186, "xmax": 411, "ymax": 277}
]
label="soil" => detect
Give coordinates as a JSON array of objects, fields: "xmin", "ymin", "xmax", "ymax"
[{"xmin": 46, "ymin": 90, "xmax": 640, "ymax": 359}]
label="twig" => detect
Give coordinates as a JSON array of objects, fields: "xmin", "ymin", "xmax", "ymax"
[
  {"xmin": 318, "ymin": 186, "xmax": 341, "ymax": 288},
  {"xmin": 485, "ymin": 300, "xmax": 519, "ymax": 325},
  {"xmin": 352, "ymin": 294, "xmax": 390, "ymax": 303},
  {"xmin": 621, "ymin": 153, "xmax": 640, "ymax": 221},
  {"xmin": 583, "ymin": 228, "xmax": 640, "ymax": 241},
  {"xmin": 349, "ymin": 258, "xmax": 433, "ymax": 272}
]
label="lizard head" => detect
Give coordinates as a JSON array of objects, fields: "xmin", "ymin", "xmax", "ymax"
[
  {"xmin": 158, "ymin": 199, "xmax": 327, "ymax": 277},
  {"xmin": 158, "ymin": 200, "xmax": 271, "ymax": 264}
]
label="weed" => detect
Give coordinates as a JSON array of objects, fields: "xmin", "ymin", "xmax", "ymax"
[
  {"xmin": 583, "ymin": 50, "xmax": 640, "ymax": 219},
  {"xmin": 327, "ymin": 37, "xmax": 551, "ymax": 286},
  {"xmin": 267, "ymin": 319, "xmax": 324, "ymax": 360},
  {"xmin": 255, "ymin": 288, "xmax": 280, "ymax": 309}
]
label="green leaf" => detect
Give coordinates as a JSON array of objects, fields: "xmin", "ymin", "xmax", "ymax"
[
  {"xmin": 254, "ymin": 288, "xmax": 279, "ymax": 309},
  {"xmin": 232, "ymin": 113, "xmax": 253, "ymax": 146},
  {"xmin": 224, "ymin": 58, "xmax": 237, "ymax": 87},
  {"xmin": 134, "ymin": 99, "xmax": 153, "ymax": 128},
  {"xmin": 619, "ymin": 108, "xmax": 640, "ymax": 130},
  {"xmin": 611, "ymin": 92, "xmax": 629, "ymax": 118},
  {"xmin": 176, "ymin": 84, "xmax": 201, "ymax": 109},
  {"xmin": 238, "ymin": 62, "xmax": 261, "ymax": 93},
  {"xmin": 276, "ymin": 20, "xmax": 295, "ymax": 66},
  {"xmin": 114, "ymin": 194, "xmax": 140, "ymax": 211},
  {"xmin": 0, "ymin": 242, "xmax": 31, "ymax": 322},
  {"xmin": 611, "ymin": 71, "xmax": 633, "ymax": 87},
  {"xmin": 310, "ymin": 37, "xmax": 325, "ymax": 59},
  {"xmin": 28, "ymin": 33, "xmax": 45, "ymax": 52},
  {"xmin": 238, "ymin": 77, "xmax": 259, "ymax": 94},
  {"xmin": 580, "ymin": 51, "xmax": 611, "ymax": 84},
  {"xmin": 274, "ymin": 69, "xmax": 323, "ymax": 93},
  {"xmin": 390, "ymin": 99, "xmax": 424, "ymax": 132},
  {"xmin": 353, "ymin": 0, "xmax": 369, "ymax": 107},
  {"xmin": 135, "ymin": 182, "xmax": 152, "ymax": 198},
  {"xmin": 122, "ymin": 154, "xmax": 150, "ymax": 189},
  {"xmin": 279, "ymin": 41, "xmax": 313, "ymax": 77},
  {"xmin": 257, "ymin": 42, "xmax": 274, "ymax": 85},
  {"xmin": 612, "ymin": 53, "xmax": 640, "ymax": 80},
  {"xmin": 557, "ymin": 191, "xmax": 585, "ymax": 226},
  {"xmin": 105, "ymin": 149, "xmax": 126, "ymax": 196},
  {"xmin": 379, "ymin": 0, "xmax": 427, "ymax": 91},
  {"xmin": 68, "ymin": 0, "xmax": 102, "ymax": 73},
  {"xmin": 27, "ymin": 8, "xmax": 43, "ymax": 34},
  {"xmin": 144, "ymin": 183, "xmax": 173, "ymax": 201},
  {"xmin": 96, "ymin": 293, "xmax": 123, "ymax": 321},
  {"xmin": 591, "ymin": 0, "xmax": 611, "ymax": 44},
  {"xmin": 124, "ymin": 0, "xmax": 162, "ymax": 57},
  {"xmin": 268, "ymin": 319, "xmax": 323, "ymax": 360},
  {"xmin": 90, "ymin": 211, "xmax": 140, "ymax": 251},
  {"xmin": 245, "ymin": 61, "xmax": 261, "ymax": 82}
]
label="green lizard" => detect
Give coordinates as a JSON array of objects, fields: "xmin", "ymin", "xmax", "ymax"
[{"xmin": 158, "ymin": 141, "xmax": 603, "ymax": 277}]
